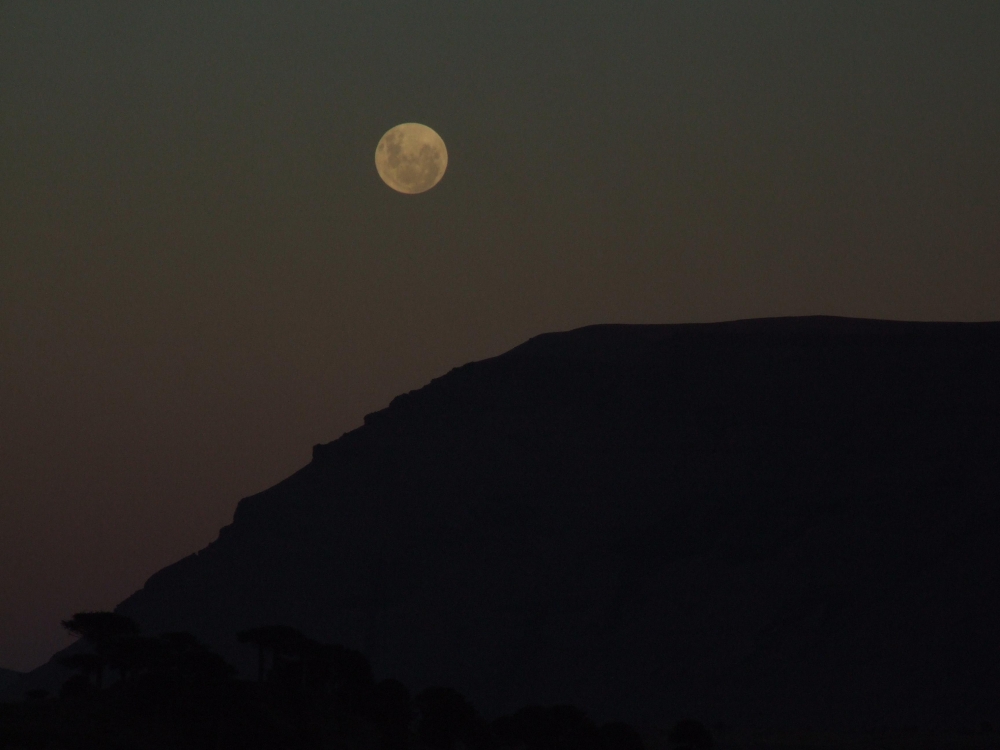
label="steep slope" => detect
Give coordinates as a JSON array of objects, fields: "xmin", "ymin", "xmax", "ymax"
[{"xmin": 18, "ymin": 318, "xmax": 1000, "ymax": 730}]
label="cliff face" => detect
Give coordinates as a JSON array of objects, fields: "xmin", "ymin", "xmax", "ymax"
[{"xmin": 100, "ymin": 318, "xmax": 1000, "ymax": 729}]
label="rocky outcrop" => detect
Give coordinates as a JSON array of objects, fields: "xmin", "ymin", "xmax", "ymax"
[{"xmin": 13, "ymin": 317, "xmax": 1000, "ymax": 731}]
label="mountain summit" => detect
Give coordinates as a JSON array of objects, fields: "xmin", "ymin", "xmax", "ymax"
[{"xmin": 23, "ymin": 318, "xmax": 1000, "ymax": 731}]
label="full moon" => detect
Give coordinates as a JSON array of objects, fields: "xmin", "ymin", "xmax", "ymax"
[{"xmin": 375, "ymin": 123, "xmax": 448, "ymax": 194}]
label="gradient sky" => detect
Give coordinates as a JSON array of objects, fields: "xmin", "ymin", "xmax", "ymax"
[{"xmin": 1, "ymin": 0, "xmax": 998, "ymax": 671}]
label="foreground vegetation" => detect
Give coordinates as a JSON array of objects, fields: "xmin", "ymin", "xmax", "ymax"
[
  {"xmin": 10, "ymin": 613, "xmax": 995, "ymax": 749},
  {"xmin": 0, "ymin": 612, "xmax": 685, "ymax": 750}
]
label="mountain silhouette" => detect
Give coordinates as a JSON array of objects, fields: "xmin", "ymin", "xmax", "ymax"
[{"xmin": 9, "ymin": 317, "xmax": 1000, "ymax": 732}]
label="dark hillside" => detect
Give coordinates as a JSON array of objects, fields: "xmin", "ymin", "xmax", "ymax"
[{"xmin": 13, "ymin": 317, "xmax": 1000, "ymax": 733}]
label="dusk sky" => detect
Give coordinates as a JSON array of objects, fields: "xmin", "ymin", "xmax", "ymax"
[{"xmin": 1, "ymin": 1, "xmax": 998, "ymax": 672}]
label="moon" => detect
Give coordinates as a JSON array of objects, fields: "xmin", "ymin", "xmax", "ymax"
[{"xmin": 375, "ymin": 123, "xmax": 448, "ymax": 194}]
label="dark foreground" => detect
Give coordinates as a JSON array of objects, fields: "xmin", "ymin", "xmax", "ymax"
[
  {"xmin": 0, "ymin": 613, "xmax": 651, "ymax": 750},
  {"xmin": 4, "ymin": 689, "xmax": 999, "ymax": 750},
  {"xmin": 0, "ymin": 612, "xmax": 1000, "ymax": 750},
  {"xmin": 3, "ymin": 613, "xmax": 1000, "ymax": 750}
]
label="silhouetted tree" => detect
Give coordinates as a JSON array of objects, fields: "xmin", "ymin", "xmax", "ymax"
[
  {"xmin": 237, "ymin": 624, "xmax": 315, "ymax": 685},
  {"xmin": 237, "ymin": 627, "xmax": 269, "ymax": 683},
  {"xmin": 61, "ymin": 611, "xmax": 139, "ymax": 647},
  {"xmin": 668, "ymin": 719, "xmax": 713, "ymax": 750},
  {"xmin": 153, "ymin": 631, "xmax": 235, "ymax": 685},
  {"xmin": 31, "ymin": 614, "xmax": 658, "ymax": 750},
  {"xmin": 104, "ymin": 634, "xmax": 167, "ymax": 682},
  {"xmin": 60, "ymin": 612, "xmax": 139, "ymax": 689}
]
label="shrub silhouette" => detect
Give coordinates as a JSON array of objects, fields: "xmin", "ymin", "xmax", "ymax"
[
  {"xmin": 415, "ymin": 686, "xmax": 484, "ymax": 750},
  {"xmin": 370, "ymin": 678, "xmax": 413, "ymax": 749},
  {"xmin": 598, "ymin": 721, "xmax": 645, "ymax": 750},
  {"xmin": 668, "ymin": 719, "xmax": 713, "ymax": 750},
  {"xmin": 493, "ymin": 705, "xmax": 602, "ymax": 750}
]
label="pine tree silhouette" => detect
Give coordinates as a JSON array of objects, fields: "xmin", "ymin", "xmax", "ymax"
[{"xmin": 60, "ymin": 611, "xmax": 139, "ymax": 689}]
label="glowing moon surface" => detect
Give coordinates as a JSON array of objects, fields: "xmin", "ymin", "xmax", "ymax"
[{"xmin": 375, "ymin": 123, "xmax": 448, "ymax": 194}]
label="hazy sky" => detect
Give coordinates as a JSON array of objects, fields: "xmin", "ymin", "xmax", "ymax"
[{"xmin": 1, "ymin": 0, "xmax": 998, "ymax": 671}]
